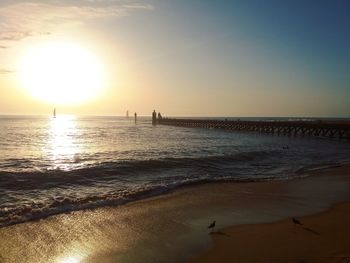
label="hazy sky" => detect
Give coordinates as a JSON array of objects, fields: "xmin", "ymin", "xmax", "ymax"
[{"xmin": 0, "ymin": 0, "xmax": 349, "ymax": 117}]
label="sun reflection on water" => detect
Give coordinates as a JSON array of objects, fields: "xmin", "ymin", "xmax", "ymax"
[{"xmin": 45, "ymin": 115, "xmax": 82, "ymax": 170}]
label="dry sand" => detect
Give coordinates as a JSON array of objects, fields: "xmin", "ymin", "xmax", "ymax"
[{"xmin": 0, "ymin": 165, "xmax": 350, "ymax": 263}]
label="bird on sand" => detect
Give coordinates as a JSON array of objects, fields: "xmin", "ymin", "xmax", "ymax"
[
  {"xmin": 208, "ymin": 220, "xmax": 216, "ymax": 231},
  {"xmin": 292, "ymin": 217, "xmax": 303, "ymax": 226}
]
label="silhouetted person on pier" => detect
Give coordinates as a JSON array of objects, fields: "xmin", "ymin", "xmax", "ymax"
[
  {"xmin": 152, "ymin": 110, "xmax": 157, "ymax": 125},
  {"xmin": 134, "ymin": 112, "xmax": 137, "ymax": 123}
]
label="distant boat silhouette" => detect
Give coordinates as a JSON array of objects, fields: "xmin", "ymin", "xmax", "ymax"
[{"xmin": 53, "ymin": 108, "xmax": 56, "ymax": 118}]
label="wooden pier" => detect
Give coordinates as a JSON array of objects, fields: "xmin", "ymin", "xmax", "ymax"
[{"xmin": 158, "ymin": 118, "xmax": 350, "ymax": 140}]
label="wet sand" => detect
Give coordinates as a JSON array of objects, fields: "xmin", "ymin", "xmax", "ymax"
[
  {"xmin": 192, "ymin": 165, "xmax": 350, "ymax": 263},
  {"xmin": 193, "ymin": 203, "xmax": 350, "ymax": 263},
  {"xmin": 0, "ymin": 165, "xmax": 350, "ymax": 262}
]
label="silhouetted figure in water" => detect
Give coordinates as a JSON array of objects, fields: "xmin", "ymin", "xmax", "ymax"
[
  {"xmin": 158, "ymin": 112, "xmax": 162, "ymax": 121},
  {"xmin": 134, "ymin": 112, "xmax": 137, "ymax": 123},
  {"xmin": 208, "ymin": 220, "xmax": 216, "ymax": 232},
  {"xmin": 292, "ymin": 218, "xmax": 303, "ymax": 226},
  {"xmin": 152, "ymin": 110, "xmax": 157, "ymax": 125}
]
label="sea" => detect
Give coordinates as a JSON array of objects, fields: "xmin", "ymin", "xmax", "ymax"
[{"xmin": 1, "ymin": 115, "xmax": 350, "ymax": 227}]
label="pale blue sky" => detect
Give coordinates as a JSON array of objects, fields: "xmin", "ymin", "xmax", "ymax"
[{"xmin": 0, "ymin": 0, "xmax": 349, "ymax": 116}]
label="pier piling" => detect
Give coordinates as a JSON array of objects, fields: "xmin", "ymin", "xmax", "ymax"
[{"xmin": 158, "ymin": 118, "xmax": 350, "ymax": 140}]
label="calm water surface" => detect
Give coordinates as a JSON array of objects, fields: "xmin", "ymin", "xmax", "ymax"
[{"xmin": 0, "ymin": 115, "xmax": 350, "ymax": 226}]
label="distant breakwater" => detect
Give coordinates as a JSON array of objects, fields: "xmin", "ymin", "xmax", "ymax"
[{"xmin": 158, "ymin": 118, "xmax": 350, "ymax": 141}]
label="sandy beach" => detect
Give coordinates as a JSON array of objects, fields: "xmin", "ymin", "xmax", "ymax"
[
  {"xmin": 193, "ymin": 203, "xmax": 350, "ymax": 263},
  {"xmin": 192, "ymin": 166, "xmax": 350, "ymax": 263},
  {"xmin": 191, "ymin": 165, "xmax": 350, "ymax": 263},
  {"xmin": 0, "ymin": 165, "xmax": 350, "ymax": 263}
]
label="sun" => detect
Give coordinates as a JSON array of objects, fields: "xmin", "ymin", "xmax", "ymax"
[{"xmin": 19, "ymin": 41, "xmax": 105, "ymax": 105}]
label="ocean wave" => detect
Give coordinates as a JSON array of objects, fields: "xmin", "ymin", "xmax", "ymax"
[
  {"xmin": 0, "ymin": 150, "xmax": 279, "ymax": 190},
  {"xmin": 0, "ymin": 172, "xmax": 293, "ymax": 228},
  {"xmin": 0, "ymin": 151, "xmax": 349, "ymax": 228}
]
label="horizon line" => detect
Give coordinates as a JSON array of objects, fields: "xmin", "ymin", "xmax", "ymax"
[{"xmin": 0, "ymin": 114, "xmax": 349, "ymax": 119}]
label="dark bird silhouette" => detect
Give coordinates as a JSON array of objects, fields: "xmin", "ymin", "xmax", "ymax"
[
  {"xmin": 292, "ymin": 218, "xmax": 303, "ymax": 226},
  {"xmin": 208, "ymin": 220, "xmax": 216, "ymax": 230}
]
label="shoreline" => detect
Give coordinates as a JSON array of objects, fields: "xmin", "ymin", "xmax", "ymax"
[
  {"xmin": 1, "ymin": 162, "xmax": 348, "ymax": 229},
  {"xmin": 192, "ymin": 202, "xmax": 350, "ymax": 263},
  {"xmin": 0, "ymin": 165, "xmax": 350, "ymax": 262},
  {"xmin": 191, "ymin": 165, "xmax": 350, "ymax": 262}
]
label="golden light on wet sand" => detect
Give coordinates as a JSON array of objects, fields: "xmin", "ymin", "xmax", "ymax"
[
  {"xmin": 60, "ymin": 256, "xmax": 81, "ymax": 263},
  {"xmin": 18, "ymin": 41, "xmax": 105, "ymax": 105}
]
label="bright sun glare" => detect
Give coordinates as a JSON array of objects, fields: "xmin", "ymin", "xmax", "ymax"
[
  {"xmin": 60, "ymin": 256, "xmax": 80, "ymax": 263},
  {"xmin": 19, "ymin": 42, "xmax": 105, "ymax": 105}
]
